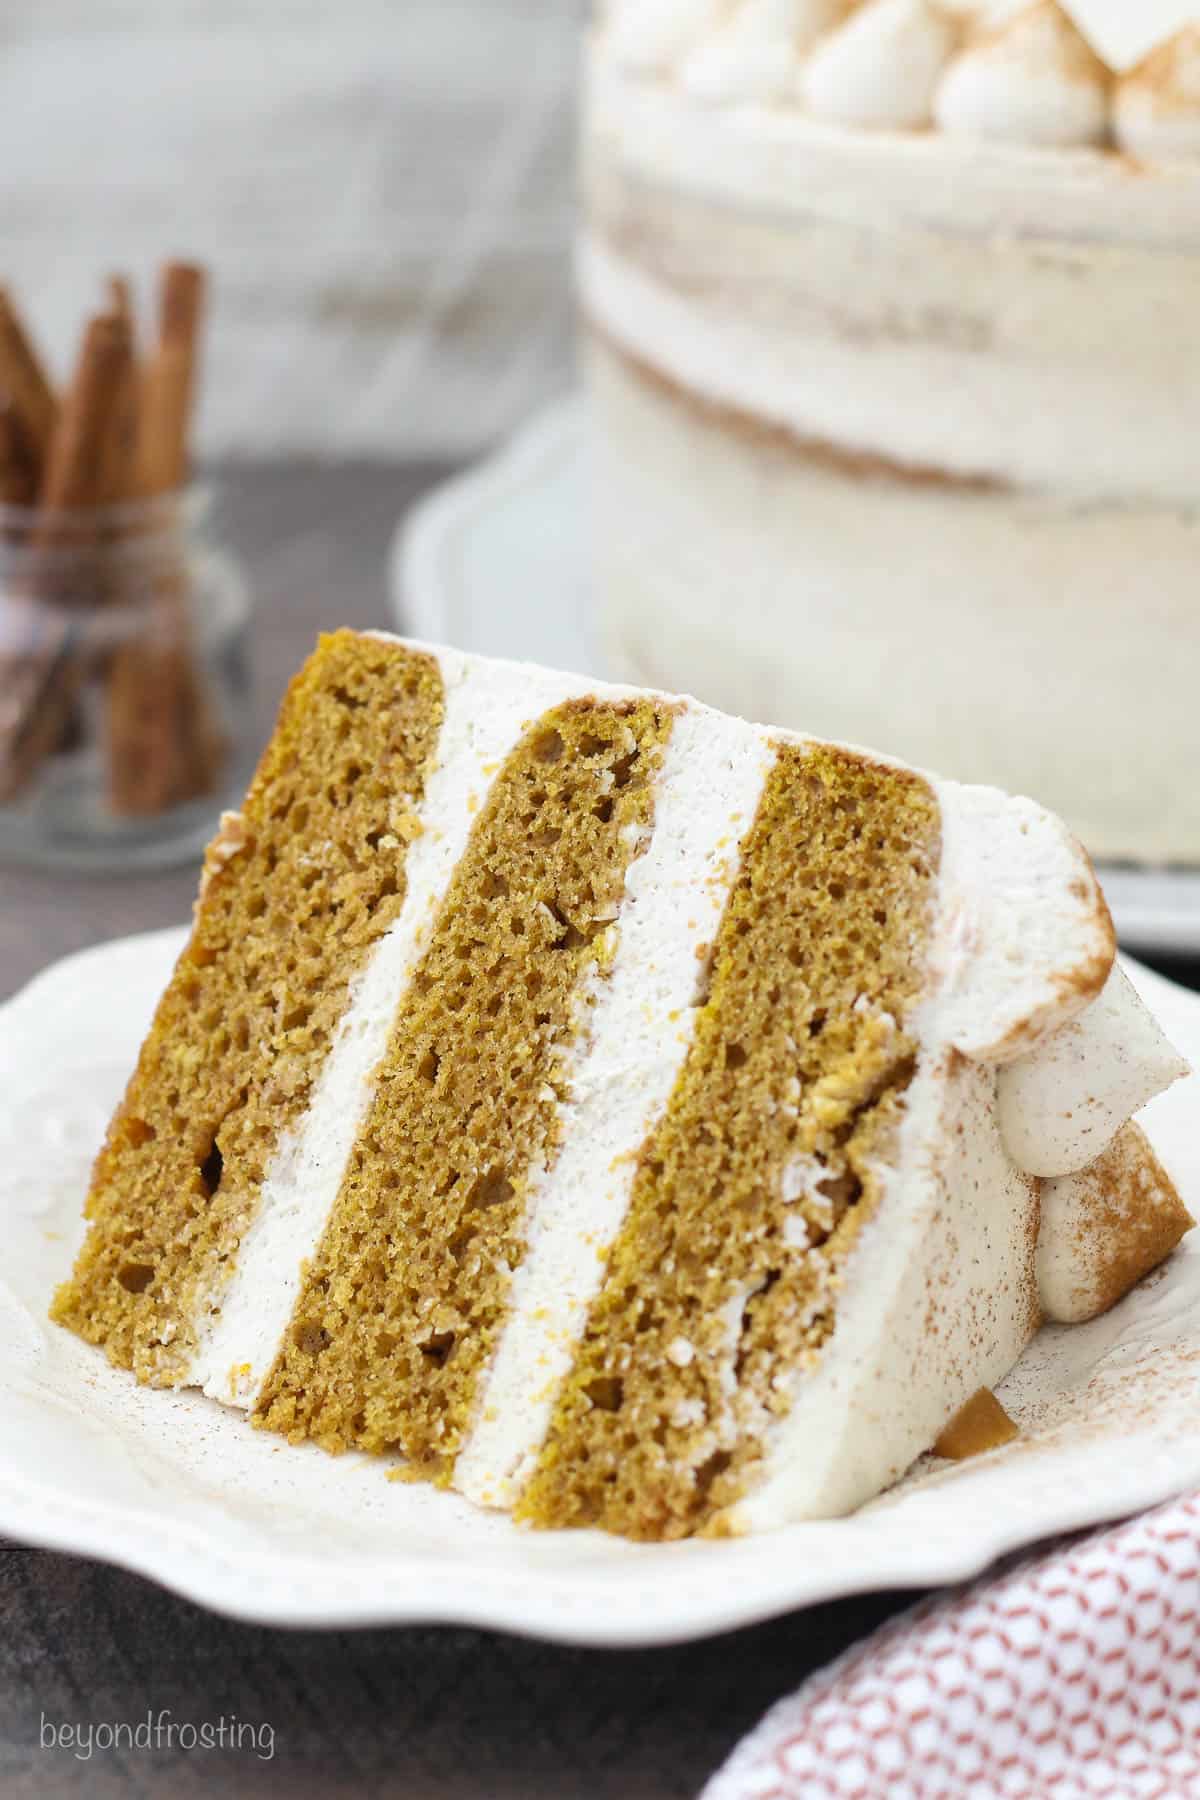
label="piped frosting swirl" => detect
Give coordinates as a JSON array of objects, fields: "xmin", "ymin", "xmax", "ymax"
[
  {"xmin": 935, "ymin": 2, "xmax": 1111, "ymax": 145},
  {"xmin": 802, "ymin": 0, "xmax": 957, "ymax": 129},
  {"xmin": 682, "ymin": 0, "xmax": 843, "ymax": 103}
]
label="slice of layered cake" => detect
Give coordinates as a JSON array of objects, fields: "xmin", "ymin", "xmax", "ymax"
[{"xmin": 51, "ymin": 632, "xmax": 1192, "ymax": 1538}]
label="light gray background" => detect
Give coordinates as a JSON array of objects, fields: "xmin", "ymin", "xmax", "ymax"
[{"xmin": 0, "ymin": 1, "xmax": 583, "ymax": 456}]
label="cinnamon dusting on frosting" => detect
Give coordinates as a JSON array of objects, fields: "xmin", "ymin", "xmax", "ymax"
[{"xmin": 1038, "ymin": 1123, "xmax": 1194, "ymax": 1324}]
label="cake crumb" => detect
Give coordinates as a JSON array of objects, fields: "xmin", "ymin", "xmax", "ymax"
[
  {"xmin": 933, "ymin": 1387, "xmax": 1019, "ymax": 1461},
  {"xmin": 197, "ymin": 810, "xmax": 250, "ymax": 904}
]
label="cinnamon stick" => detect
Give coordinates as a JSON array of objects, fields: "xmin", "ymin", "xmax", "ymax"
[
  {"xmin": 0, "ymin": 403, "xmax": 40, "ymax": 509},
  {"xmin": 95, "ymin": 324, "xmax": 139, "ymax": 510},
  {"xmin": 0, "ymin": 287, "xmax": 57, "ymax": 482},
  {"xmin": 107, "ymin": 273, "xmax": 134, "ymax": 332},
  {"xmin": 141, "ymin": 261, "xmax": 206, "ymax": 495},
  {"xmin": 0, "ymin": 264, "xmax": 225, "ymax": 819},
  {"xmin": 160, "ymin": 262, "xmax": 205, "ymax": 365},
  {"xmin": 0, "ymin": 332, "xmax": 54, "ymax": 769},
  {"xmin": 38, "ymin": 313, "xmax": 134, "ymax": 517},
  {"xmin": 0, "ymin": 315, "xmax": 135, "ymax": 800},
  {"xmin": 106, "ymin": 261, "xmax": 224, "ymax": 816},
  {"xmin": 157, "ymin": 265, "xmax": 227, "ymax": 799},
  {"xmin": 135, "ymin": 346, "xmax": 192, "ymax": 499}
]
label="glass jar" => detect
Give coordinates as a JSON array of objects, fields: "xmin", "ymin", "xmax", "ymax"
[{"xmin": 0, "ymin": 488, "xmax": 251, "ymax": 872}]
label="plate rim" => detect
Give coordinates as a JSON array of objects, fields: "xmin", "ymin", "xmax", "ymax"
[{"xmin": 2, "ymin": 929, "xmax": 1200, "ymax": 1639}]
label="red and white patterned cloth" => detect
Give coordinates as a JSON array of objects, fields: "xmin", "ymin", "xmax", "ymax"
[{"xmin": 705, "ymin": 1494, "xmax": 1200, "ymax": 1800}]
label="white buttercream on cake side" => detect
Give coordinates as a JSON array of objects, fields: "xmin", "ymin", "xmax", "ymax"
[
  {"xmin": 584, "ymin": 331, "xmax": 1200, "ymax": 861},
  {"xmin": 579, "ymin": 204, "xmax": 1200, "ymax": 504},
  {"xmin": 929, "ymin": 782, "xmax": 1114, "ymax": 1064}
]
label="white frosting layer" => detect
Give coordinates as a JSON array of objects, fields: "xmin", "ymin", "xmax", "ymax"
[
  {"xmin": 998, "ymin": 963, "xmax": 1190, "ymax": 1178},
  {"xmin": 453, "ymin": 706, "xmax": 775, "ymax": 1508},
  {"xmin": 185, "ymin": 648, "xmax": 584, "ymax": 1405},
  {"xmin": 582, "ymin": 89, "xmax": 1200, "ymax": 497},
  {"xmin": 929, "ymin": 783, "xmax": 1113, "ymax": 1064}
]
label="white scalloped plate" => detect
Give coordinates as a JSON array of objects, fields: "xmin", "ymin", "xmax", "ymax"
[
  {"xmin": 393, "ymin": 399, "xmax": 1200, "ymax": 957},
  {"xmin": 2, "ymin": 929, "xmax": 1199, "ymax": 1641}
]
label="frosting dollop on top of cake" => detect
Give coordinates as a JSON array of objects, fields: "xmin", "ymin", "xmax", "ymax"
[
  {"xmin": 600, "ymin": 0, "xmax": 1200, "ymax": 158},
  {"xmin": 801, "ymin": 0, "xmax": 959, "ymax": 130},
  {"xmin": 935, "ymin": 1, "xmax": 1110, "ymax": 145},
  {"xmin": 1114, "ymin": 26, "xmax": 1200, "ymax": 160}
]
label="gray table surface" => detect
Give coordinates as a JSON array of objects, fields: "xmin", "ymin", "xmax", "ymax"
[
  {"xmin": 2, "ymin": 464, "xmax": 1195, "ymax": 1798},
  {"xmin": 0, "ymin": 462, "xmax": 918, "ymax": 1800}
]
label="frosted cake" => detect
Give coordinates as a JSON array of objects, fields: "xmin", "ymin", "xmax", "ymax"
[{"xmin": 584, "ymin": 0, "xmax": 1200, "ymax": 863}]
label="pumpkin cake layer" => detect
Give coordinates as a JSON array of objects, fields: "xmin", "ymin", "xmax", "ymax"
[
  {"xmin": 52, "ymin": 634, "xmax": 1192, "ymax": 1538},
  {"xmin": 51, "ymin": 632, "xmax": 445, "ymax": 1382}
]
